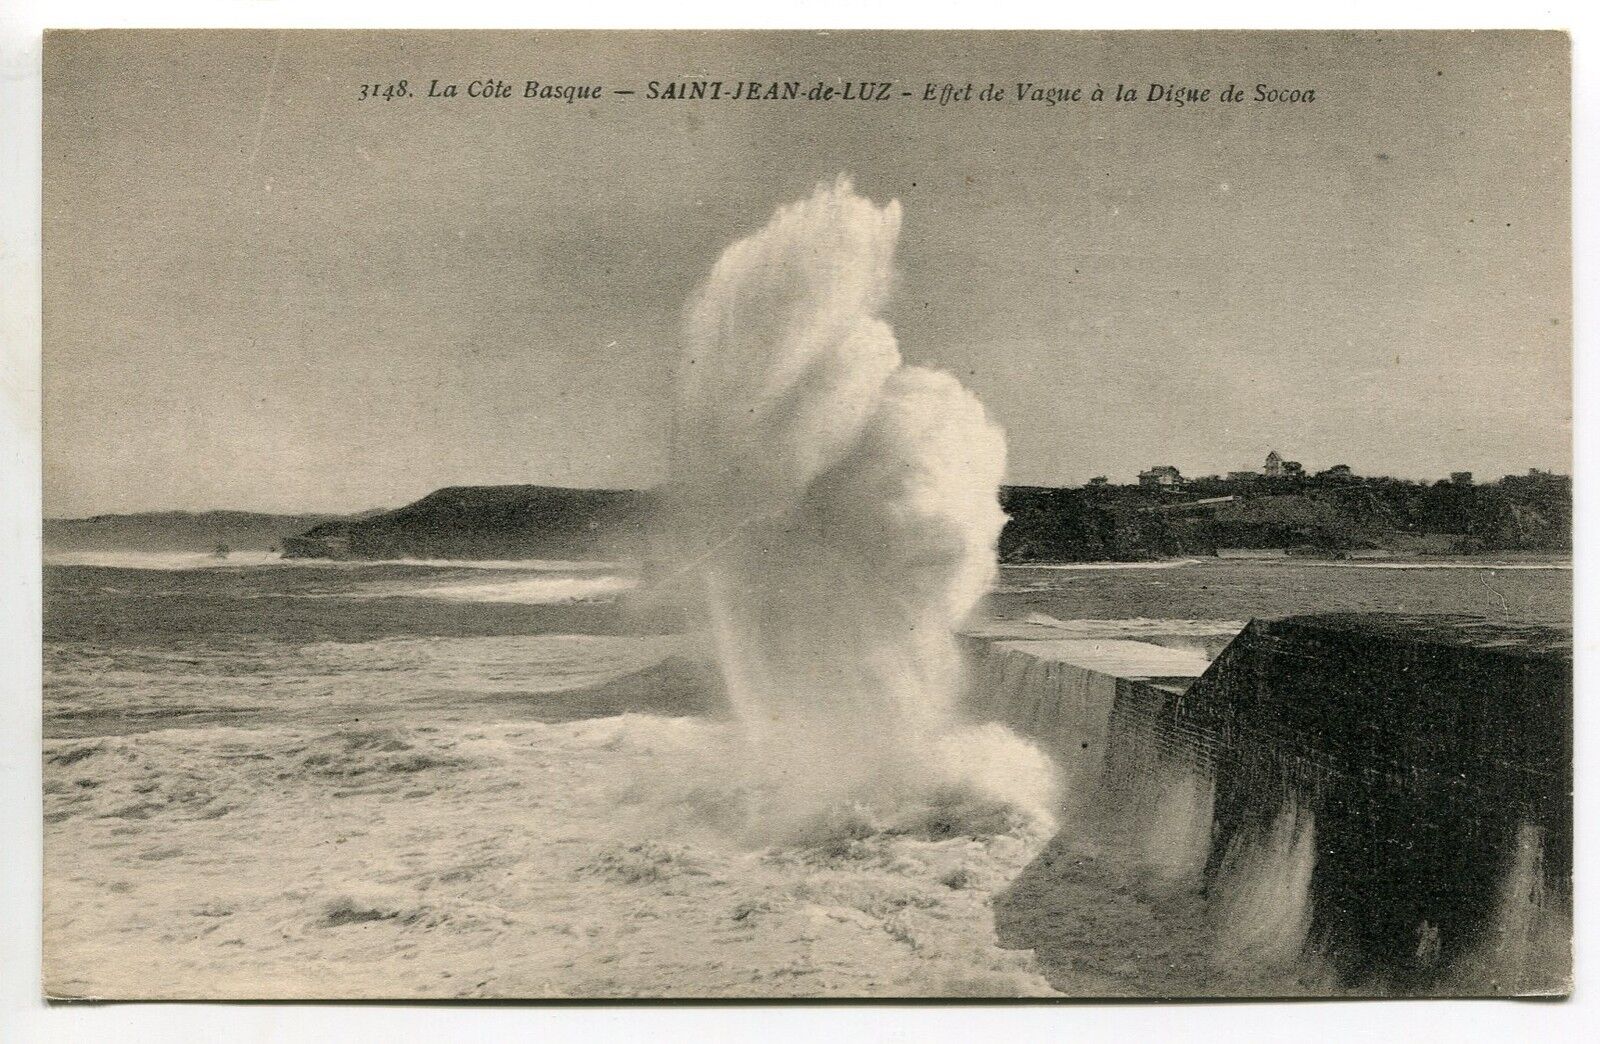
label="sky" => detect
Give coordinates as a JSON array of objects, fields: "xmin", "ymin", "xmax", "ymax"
[{"xmin": 42, "ymin": 30, "xmax": 1570, "ymax": 516}]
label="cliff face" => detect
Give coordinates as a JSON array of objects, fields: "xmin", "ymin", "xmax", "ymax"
[{"xmin": 281, "ymin": 486, "xmax": 657, "ymax": 561}]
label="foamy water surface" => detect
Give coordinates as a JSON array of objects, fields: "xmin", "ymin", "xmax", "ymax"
[
  {"xmin": 43, "ymin": 557, "xmax": 1060, "ymax": 998},
  {"xmin": 41, "ymin": 554, "xmax": 1570, "ymax": 997}
]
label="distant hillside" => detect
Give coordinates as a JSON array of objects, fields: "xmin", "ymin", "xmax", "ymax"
[
  {"xmin": 282, "ymin": 486, "xmax": 656, "ymax": 561},
  {"xmin": 276, "ymin": 474, "xmax": 1571, "ymax": 564},
  {"xmin": 44, "ymin": 510, "xmax": 359, "ymax": 553},
  {"xmin": 998, "ymin": 474, "xmax": 1571, "ymax": 562}
]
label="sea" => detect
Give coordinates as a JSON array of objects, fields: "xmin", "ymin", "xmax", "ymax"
[{"xmin": 40, "ymin": 551, "xmax": 1571, "ymax": 999}]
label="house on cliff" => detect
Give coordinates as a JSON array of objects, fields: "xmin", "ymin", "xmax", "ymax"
[{"xmin": 1138, "ymin": 465, "xmax": 1183, "ymax": 488}]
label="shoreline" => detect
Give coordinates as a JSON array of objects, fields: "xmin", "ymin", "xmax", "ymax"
[{"xmin": 1001, "ymin": 554, "xmax": 1573, "ymax": 571}]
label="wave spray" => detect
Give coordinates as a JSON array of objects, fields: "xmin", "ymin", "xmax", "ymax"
[{"xmin": 669, "ymin": 177, "xmax": 1057, "ymax": 840}]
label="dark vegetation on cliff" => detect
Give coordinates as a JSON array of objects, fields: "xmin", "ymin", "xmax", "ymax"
[
  {"xmin": 274, "ymin": 472, "xmax": 1570, "ymax": 563},
  {"xmin": 998, "ymin": 473, "xmax": 1572, "ymax": 562},
  {"xmin": 282, "ymin": 486, "xmax": 655, "ymax": 561}
]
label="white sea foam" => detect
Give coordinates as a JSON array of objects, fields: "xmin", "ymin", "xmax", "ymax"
[
  {"xmin": 304, "ymin": 556, "xmax": 628, "ymax": 572},
  {"xmin": 667, "ymin": 176, "xmax": 1057, "ymax": 840},
  {"xmin": 45, "ymin": 549, "xmax": 627, "ymax": 572},
  {"xmin": 970, "ymin": 615, "xmax": 1248, "ymax": 639},
  {"xmin": 355, "ymin": 574, "xmax": 637, "ymax": 604},
  {"xmin": 45, "ymin": 550, "xmax": 290, "ymax": 570},
  {"xmin": 44, "ymin": 712, "xmax": 1058, "ymax": 998},
  {"xmin": 1000, "ymin": 559, "xmax": 1204, "ymax": 572}
]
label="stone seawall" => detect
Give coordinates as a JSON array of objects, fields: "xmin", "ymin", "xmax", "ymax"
[
  {"xmin": 964, "ymin": 613, "xmax": 1572, "ymax": 996},
  {"xmin": 962, "ymin": 629, "xmax": 1215, "ymax": 806},
  {"xmin": 1179, "ymin": 614, "xmax": 1571, "ymax": 993}
]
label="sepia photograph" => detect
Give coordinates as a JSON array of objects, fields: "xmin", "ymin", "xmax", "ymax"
[{"xmin": 36, "ymin": 28, "xmax": 1571, "ymax": 1001}]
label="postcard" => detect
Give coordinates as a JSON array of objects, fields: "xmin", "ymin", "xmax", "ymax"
[{"xmin": 41, "ymin": 29, "xmax": 1571, "ymax": 1000}]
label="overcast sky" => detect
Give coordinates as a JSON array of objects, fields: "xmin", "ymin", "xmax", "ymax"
[{"xmin": 43, "ymin": 30, "xmax": 1569, "ymax": 516}]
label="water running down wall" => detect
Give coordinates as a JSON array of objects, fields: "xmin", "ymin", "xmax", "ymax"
[{"xmin": 967, "ymin": 613, "xmax": 1572, "ymax": 995}]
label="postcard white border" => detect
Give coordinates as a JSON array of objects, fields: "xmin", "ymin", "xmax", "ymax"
[{"xmin": 2, "ymin": 3, "xmax": 1592, "ymax": 1042}]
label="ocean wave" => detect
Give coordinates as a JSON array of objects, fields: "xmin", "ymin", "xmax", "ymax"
[
  {"xmin": 45, "ymin": 550, "xmax": 289, "ymax": 570},
  {"xmin": 1292, "ymin": 560, "xmax": 1572, "ymax": 571},
  {"xmin": 351, "ymin": 574, "xmax": 639, "ymax": 605},
  {"xmin": 1000, "ymin": 559, "xmax": 1204, "ymax": 572},
  {"xmin": 290, "ymin": 556, "xmax": 628, "ymax": 572},
  {"xmin": 988, "ymin": 614, "xmax": 1247, "ymax": 637},
  {"xmin": 45, "ymin": 550, "xmax": 628, "ymax": 573},
  {"xmin": 996, "ymin": 557, "xmax": 1571, "ymax": 575},
  {"xmin": 44, "ymin": 712, "xmax": 1058, "ymax": 999}
]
